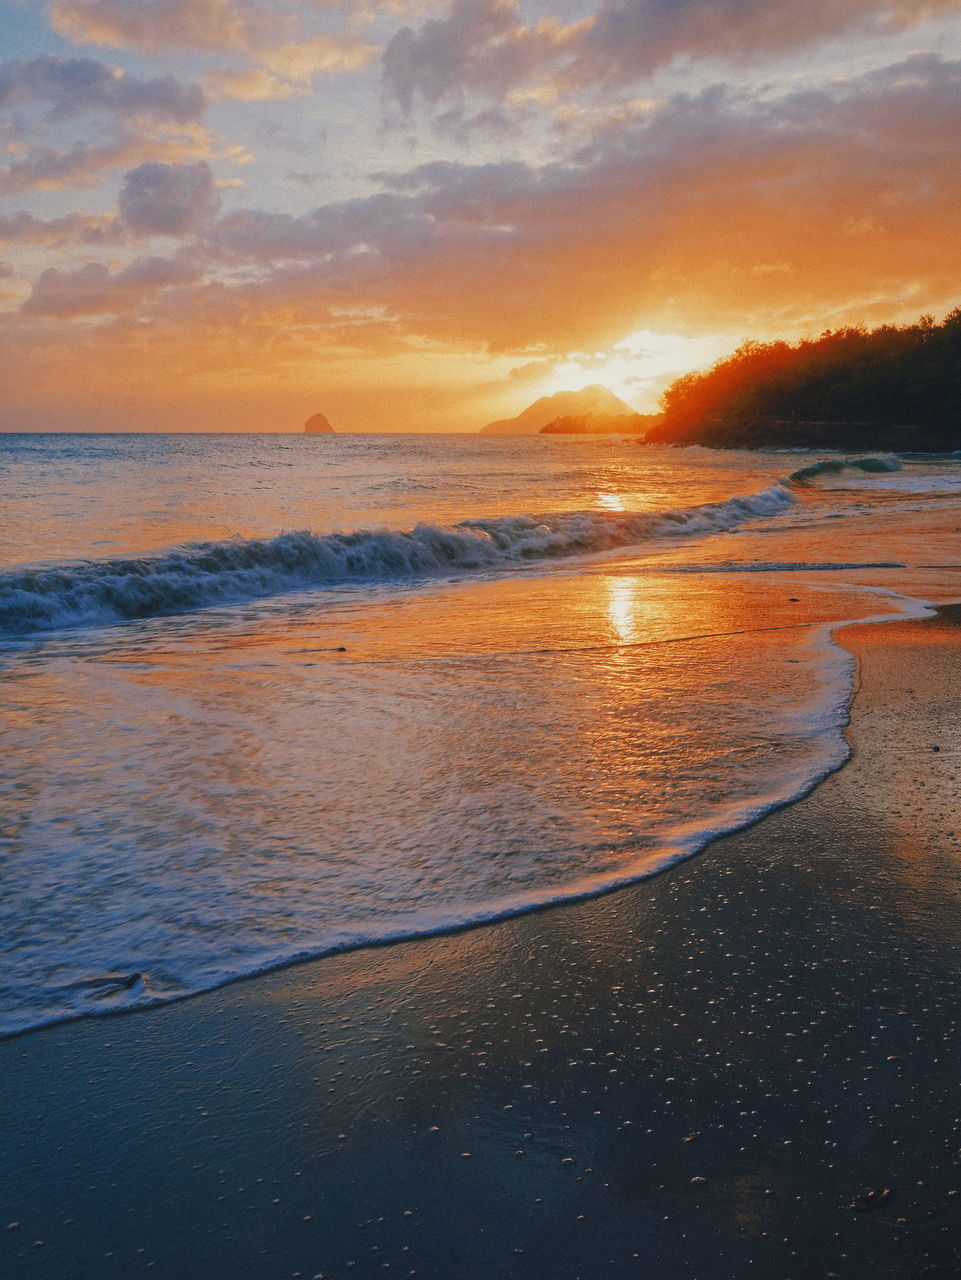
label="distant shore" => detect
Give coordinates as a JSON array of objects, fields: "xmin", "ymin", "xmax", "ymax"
[
  {"xmin": 5, "ymin": 606, "xmax": 961, "ymax": 1279},
  {"xmin": 641, "ymin": 418, "xmax": 952, "ymax": 451}
]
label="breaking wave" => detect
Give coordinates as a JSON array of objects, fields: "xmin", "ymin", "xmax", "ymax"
[
  {"xmin": 784, "ymin": 454, "xmax": 902, "ymax": 487},
  {"xmin": 0, "ymin": 484, "xmax": 795, "ymax": 635}
]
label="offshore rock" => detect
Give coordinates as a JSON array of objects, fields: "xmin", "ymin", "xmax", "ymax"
[{"xmin": 304, "ymin": 412, "xmax": 335, "ymax": 433}]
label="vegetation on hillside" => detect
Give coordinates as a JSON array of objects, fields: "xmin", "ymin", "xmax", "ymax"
[
  {"xmin": 539, "ymin": 412, "xmax": 658, "ymax": 434},
  {"xmin": 645, "ymin": 310, "xmax": 961, "ymax": 450}
]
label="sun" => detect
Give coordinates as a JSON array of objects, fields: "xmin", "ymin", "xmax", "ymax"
[{"xmin": 542, "ymin": 328, "xmax": 740, "ymax": 411}]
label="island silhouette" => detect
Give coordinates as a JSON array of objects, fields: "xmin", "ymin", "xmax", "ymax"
[
  {"xmin": 304, "ymin": 412, "xmax": 335, "ymax": 434},
  {"xmin": 480, "ymin": 385, "xmax": 633, "ymax": 434}
]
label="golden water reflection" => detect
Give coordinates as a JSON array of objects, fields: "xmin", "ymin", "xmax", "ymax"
[{"xmin": 606, "ymin": 578, "xmax": 642, "ymax": 644}]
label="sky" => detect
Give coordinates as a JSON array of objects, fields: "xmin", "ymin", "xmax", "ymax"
[{"xmin": 1, "ymin": 0, "xmax": 960, "ymax": 432}]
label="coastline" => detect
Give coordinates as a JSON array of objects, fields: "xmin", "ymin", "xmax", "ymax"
[{"xmin": 5, "ymin": 606, "xmax": 961, "ymax": 1279}]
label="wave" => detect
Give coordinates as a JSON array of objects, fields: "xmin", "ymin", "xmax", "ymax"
[
  {"xmin": 0, "ymin": 484, "xmax": 795, "ymax": 635},
  {"xmin": 784, "ymin": 454, "xmax": 902, "ymax": 487}
]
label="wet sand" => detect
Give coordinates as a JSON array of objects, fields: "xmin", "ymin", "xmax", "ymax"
[{"xmin": 4, "ymin": 606, "xmax": 961, "ymax": 1280}]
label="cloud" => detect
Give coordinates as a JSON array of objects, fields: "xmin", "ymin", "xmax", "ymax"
[
  {"xmin": 0, "ymin": 126, "xmax": 233, "ymax": 194},
  {"xmin": 192, "ymin": 53, "xmax": 961, "ymax": 351},
  {"xmin": 259, "ymin": 36, "xmax": 379, "ymax": 81},
  {"xmin": 382, "ymin": 0, "xmax": 587, "ymax": 119},
  {"xmin": 0, "ymin": 55, "xmax": 220, "ymax": 197},
  {"xmin": 0, "ymin": 139, "xmax": 145, "ymax": 194},
  {"xmin": 0, "ymin": 55, "xmax": 206, "ymax": 122},
  {"xmin": 564, "ymin": 0, "xmax": 961, "ymax": 88},
  {"xmin": 203, "ymin": 36, "xmax": 377, "ymax": 104},
  {"xmin": 21, "ymin": 254, "xmax": 201, "ymax": 316},
  {"xmin": 205, "ymin": 68, "xmax": 306, "ymax": 101},
  {"xmin": 49, "ymin": 0, "xmax": 375, "ymax": 78},
  {"xmin": 0, "ymin": 210, "xmax": 122, "ymax": 246},
  {"xmin": 379, "ymin": 0, "xmax": 961, "ymax": 119},
  {"xmin": 8, "ymin": 50, "xmax": 961, "ymax": 430},
  {"xmin": 118, "ymin": 161, "xmax": 221, "ymax": 235},
  {"xmin": 48, "ymin": 0, "xmax": 285, "ymax": 53},
  {"xmin": 209, "ymin": 190, "xmax": 434, "ymax": 260}
]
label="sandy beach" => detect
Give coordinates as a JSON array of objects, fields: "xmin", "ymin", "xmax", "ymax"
[{"xmin": 4, "ymin": 604, "xmax": 961, "ymax": 1280}]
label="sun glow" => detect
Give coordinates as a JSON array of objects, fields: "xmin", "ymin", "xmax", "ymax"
[{"xmin": 543, "ymin": 328, "xmax": 741, "ymax": 411}]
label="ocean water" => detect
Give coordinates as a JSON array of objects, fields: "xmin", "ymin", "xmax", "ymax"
[{"xmin": 2, "ymin": 433, "xmax": 960, "ymax": 1038}]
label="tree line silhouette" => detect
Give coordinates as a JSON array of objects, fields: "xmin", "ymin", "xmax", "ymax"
[{"xmin": 645, "ymin": 309, "xmax": 961, "ymax": 450}]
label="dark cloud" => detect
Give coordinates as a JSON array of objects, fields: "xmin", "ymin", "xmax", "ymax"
[
  {"xmin": 0, "ymin": 133, "xmax": 215, "ymax": 194},
  {"xmin": 382, "ymin": 0, "xmax": 585, "ymax": 118},
  {"xmin": 210, "ymin": 191, "xmax": 433, "ymax": 259},
  {"xmin": 0, "ymin": 139, "xmax": 132, "ymax": 194},
  {"xmin": 380, "ymin": 0, "xmax": 961, "ymax": 117},
  {"xmin": 0, "ymin": 55, "xmax": 206, "ymax": 122},
  {"xmin": 0, "ymin": 57, "xmax": 212, "ymax": 195},
  {"xmin": 119, "ymin": 161, "xmax": 221, "ymax": 236},
  {"xmin": 21, "ymin": 254, "xmax": 201, "ymax": 316},
  {"xmin": 210, "ymin": 159, "xmax": 554, "ymax": 265}
]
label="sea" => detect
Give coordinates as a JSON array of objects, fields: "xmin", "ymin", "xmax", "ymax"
[{"xmin": 3, "ymin": 432, "xmax": 961, "ymax": 1038}]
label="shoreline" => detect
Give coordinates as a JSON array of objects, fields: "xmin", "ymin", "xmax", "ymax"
[
  {"xmin": 5, "ymin": 605, "xmax": 961, "ymax": 1278},
  {"xmin": 2, "ymin": 594, "xmax": 929, "ymax": 1043}
]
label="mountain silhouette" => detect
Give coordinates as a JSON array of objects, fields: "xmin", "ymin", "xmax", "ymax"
[{"xmin": 480, "ymin": 385, "xmax": 633, "ymax": 434}]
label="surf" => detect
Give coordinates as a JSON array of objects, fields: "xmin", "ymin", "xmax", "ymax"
[{"xmin": 0, "ymin": 484, "xmax": 798, "ymax": 634}]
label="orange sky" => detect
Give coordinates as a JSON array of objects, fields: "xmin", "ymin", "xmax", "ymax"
[{"xmin": 2, "ymin": 0, "xmax": 961, "ymax": 431}]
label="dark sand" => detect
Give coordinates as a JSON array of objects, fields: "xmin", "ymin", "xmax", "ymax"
[{"xmin": 4, "ymin": 607, "xmax": 961, "ymax": 1280}]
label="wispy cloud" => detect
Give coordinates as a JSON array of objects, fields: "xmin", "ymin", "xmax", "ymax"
[
  {"xmin": 563, "ymin": 0, "xmax": 961, "ymax": 87},
  {"xmin": 204, "ymin": 67, "xmax": 307, "ymax": 101},
  {"xmin": 48, "ymin": 0, "xmax": 287, "ymax": 53},
  {"xmin": 260, "ymin": 36, "xmax": 379, "ymax": 81},
  {"xmin": 49, "ymin": 0, "xmax": 379, "ymax": 95}
]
